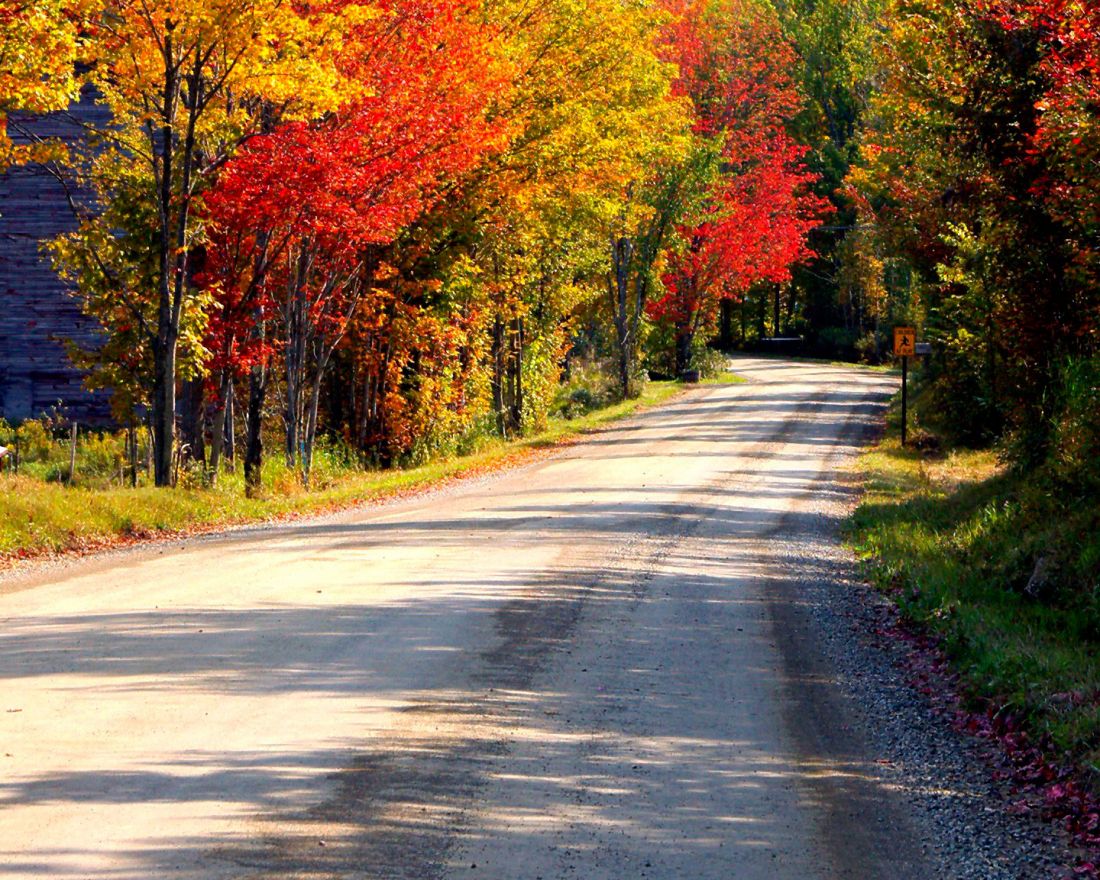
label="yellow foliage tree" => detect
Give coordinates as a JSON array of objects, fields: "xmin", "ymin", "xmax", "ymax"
[
  {"xmin": 63, "ymin": 0, "xmax": 371, "ymax": 485},
  {"xmin": 0, "ymin": 0, "xmax": 83, "ymax": 168},
  {"xmin": 454, "ymin": 0, "xmax": 691, "ymax": 430}
]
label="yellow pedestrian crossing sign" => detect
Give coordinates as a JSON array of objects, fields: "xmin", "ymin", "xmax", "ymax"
[{"xmin": 894, "ymin": 327, "xmax": 916, "ymax": 357}]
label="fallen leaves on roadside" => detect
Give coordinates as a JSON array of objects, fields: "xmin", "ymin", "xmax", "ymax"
[{"xmin": 867, "ymin": 603, "xmax": 1100, "ymax": 878}]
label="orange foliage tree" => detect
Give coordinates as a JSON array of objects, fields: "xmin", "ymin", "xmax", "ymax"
[{"xmin": 200, "ymin": 0, "xmax": 508, "ymax": 480}]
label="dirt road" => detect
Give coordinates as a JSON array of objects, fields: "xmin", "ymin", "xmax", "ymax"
[{"xmin": 0, "ymin": 357, "xmax": 932, "ymax": 879}]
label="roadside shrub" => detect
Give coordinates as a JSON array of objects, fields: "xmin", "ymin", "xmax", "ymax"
[
  {"xmin": 691, "ymin": 345, "xmax": 728, "ymax": 379},
  {"xmin": 521, "ymin": 329, "xmax": 568, "ymax": 434},
  {"xmin": 75, "ymin": 431, "xmax": 127, "ymax": 480},
  {"xmin": 553, "ymin": 357, "xmax": 621, "ymax": 418},
  {"xmin": 0, "ymin": 417, "xmax": 137, "ymax": 486},
  {"xmin": 309, "ymin": 435, "xmax": 360, "ymax": 488},
  {"xmin": 453, "ymin": 414, "xmax": 500, "ymax": 457},
  {"xmin": 815, "ymin": 326, "xmax": 859, "ymax": 358},
  {"xmin": 642, "ymin": 321, "xmax": 677, "ymax": 379},
  {"xmin": 1047, "ymin": 356, "xmax": 1100, "ymax": 497},
  {"xmin": 854, "ymin": 330, "xmax": 885, "ymax": 363},
  {"xmin": 919, "ymin": 364, "xmax": 1003, "ymax": 448},
  {"xmin": 15, "ymin": 420, "xmax": 55, "ymax": 462}
]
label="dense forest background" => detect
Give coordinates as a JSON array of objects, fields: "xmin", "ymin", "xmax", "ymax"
[{"xmin": 1, "ymin": 0, "xmax": 1097, "ymax": 496}]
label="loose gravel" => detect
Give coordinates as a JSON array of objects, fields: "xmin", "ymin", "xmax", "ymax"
[{"xmin": 783, "ymin": 494, "xmax": 1073, "ymax": 878}]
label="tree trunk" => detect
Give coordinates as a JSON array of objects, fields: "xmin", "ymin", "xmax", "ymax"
[
  {"xmin": 127, "ymin": 420, "xmax": 138, "ymax": 488},
  {"xmin": 675, "ymin": 326, "xmax": 692, "ymax": 375},
  {"xmin": 152, "ymin": 333, "xmax": 177, "ymax": 487},
  {"xmin": 207, "ymin": 408, "xmax": 224, "ymax": 485},
  {"xmin": 356, "ymin": 337, "xmax": 392, "ymax": 464},
  {"xmin": 207, "ymin": 370, "xmax": 231, "ymax": 485},
  {"xmin": 283, "ymin": 256, "xmax": 311, "ymax": 470},
  {"xmin": 509, "ymin": 317, "xmax": 523, "ymax": 432},
  {"xmin": 179, "ymin": 378, "xmax": 206, "ymax": 467},
  {"xmin": 225, "ymin": 382, "xmax": 235, "ymax": 465},
  {"xmin": 285, "ymin": 307, "xmax": 302, "ymax": 469},
  {"xmin": 356, "ymin": 363, "xmax": 371, "ymax": 450},
  {"xmin": 491, "ymin": 315, "xmax": 507, "ymax": 437},
  {"xmin": 285, "ymin": 371, "xmax": 299, "ymax": 469},
  {"xmin": 719, "ymin": 299, "xmax": 734, "ymax": 349},
  {"xmin": 610, "ymin": 236, "xmax": 635, "ymax": 398},
  {"xmin": 245, "ymin": 363, "xmax": 267, "ymax": 493},
  {"xmin": 302, "ymin": 368, "xmax": 324, "ymax": 484},
  {"xmin": 240, "ymin": 227, "xmax": 272, "ymax": 489},
  {"xmin": 151, "ymin": 35, "xmax": 177, "ymax": 489},
  {"xmin": 145, "ymin": 421, "xmax": 154, "ymax": 477}
]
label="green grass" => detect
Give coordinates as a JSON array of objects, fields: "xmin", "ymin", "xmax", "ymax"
[
  {"xmin": 847, "ymin": 433, "xmax": 1100, "ymax": 771},
  {"xmin": 0, "ymin": 380, "xmax": 682, "ymax": 563},
  {"xmin": 699, "ymin": 370, "xmax": 748, "ymax": 385},
  {"xmin": 729, "ymin": 351, "xmax": 901, "ymax": 372}
]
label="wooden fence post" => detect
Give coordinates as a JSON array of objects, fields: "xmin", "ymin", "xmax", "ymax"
[{"xmin": 68, "ymin": 422, "xmax": 78, "ymax": 485}]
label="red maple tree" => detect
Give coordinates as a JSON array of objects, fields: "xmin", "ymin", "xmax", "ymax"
[
  {"xmin": 199, "ymin": 0, "xmax": 508, "ymax": 479},
  {"xmin": 648, "ymin": 0, "xmax": 826, "ymax": 373}
]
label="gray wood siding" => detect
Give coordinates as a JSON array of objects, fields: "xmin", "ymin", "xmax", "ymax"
[{"xmin": 0, "ymin": 96, "xmax": 113, "ymax": 424}]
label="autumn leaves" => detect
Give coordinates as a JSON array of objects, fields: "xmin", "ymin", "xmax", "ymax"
[
  {"xmin": 9, "ymin": 0, "xmax": 821, "ymax": 486},
  {"xmin": 852, "ymin": 0, "xmax": 1100, "ymax": 453}
]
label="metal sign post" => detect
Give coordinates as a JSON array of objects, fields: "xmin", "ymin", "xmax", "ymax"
[
  {"xmin": 901, "ymin": 356, "xmax": 908, "ymax": 446},
  {"xmin": 894, "ymin": 327, "xmax": 916, "ymax": 447}
]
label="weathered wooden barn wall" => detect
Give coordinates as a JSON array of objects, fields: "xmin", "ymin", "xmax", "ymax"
[{"xmin": 0, "ymin": 96, "xmax": 112, "ymax": 424}]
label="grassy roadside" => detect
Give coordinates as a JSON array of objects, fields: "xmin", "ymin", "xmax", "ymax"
[
  {"xmin": 0, "ymin": 380, "xmax": 683, "ymax": 565},
  {"xmin": 728, "ymin": 350, "xmax": 901, "ymax": 373},
  {"xmin": 847, "ymin": 428, "xmax": 1100, "ymax": 773},
  {"xmin": 699, "ymin": 369, "xmax": 749, "ymax": 385}
]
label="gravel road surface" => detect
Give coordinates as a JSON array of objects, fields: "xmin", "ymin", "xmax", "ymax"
[{"xmin": 0, "ymin": 357, "xmax": 1066, "ymax": 878}]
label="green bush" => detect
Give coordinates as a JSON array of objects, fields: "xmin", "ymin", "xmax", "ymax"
[
  {"xmin": 553, "ymin": 357, "xmax": 622, "ymax": 418},
  {"xmin": 816, "ymin": 326, "xmax": 859, "ymax": 357},
  {"xmin": 308, "ymin": 434, "xmax": 361, "ymax": 488},
  {"xmin": 0, "ymin": 418, "xmax": 141, "ymax": 487},
  {"xmin": 690, "ymin": 345, "xmax": 728, "ymax": 379},
  {"xmin": 1048, "ymin": 355, "xmax": 1100, "ymax": 496},
  {"xmin": 854, "ymin": 330, "xmax": 885, "ymax": 363},
  {"xmin": 14, "ymin": 420, "xmax": 55, "ymax": 463}
]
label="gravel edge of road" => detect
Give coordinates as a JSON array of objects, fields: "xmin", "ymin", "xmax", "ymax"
[{"xmin": 799, "ymin": 468, "xmax": 1075, "ymax": 879}]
